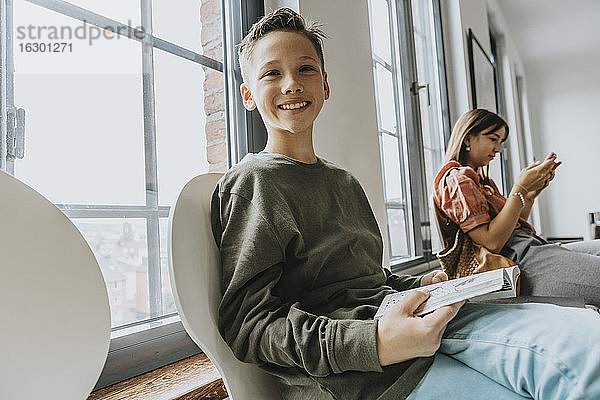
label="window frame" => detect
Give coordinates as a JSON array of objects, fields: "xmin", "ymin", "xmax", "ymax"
[
  {"xmin": 1, "ymin": 0, "xmax": 263, "ymax": 389},
  {"xmin": 370, "ymin": 0, "xmax": 450, "ymax": 273},
  {"xmin": 225, "ymin": 0, "xmax": 267, "ymax": 161},
  {"xmin": 371, "ymin": 0, "xmax": 415, "ymax": 261}
]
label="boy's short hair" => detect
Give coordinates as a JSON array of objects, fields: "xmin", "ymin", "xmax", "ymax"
[{"xmin": 238, "ymin": 8, "xmax": 327, "ymax": 81}]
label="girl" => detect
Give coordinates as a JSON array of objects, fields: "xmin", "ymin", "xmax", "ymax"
[{"xmin": 434, "ymin": 108, "xmax": 600, "ymax": 305}]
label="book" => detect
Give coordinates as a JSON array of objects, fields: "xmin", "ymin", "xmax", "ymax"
[{"xmin": 374, "ymin": 266, "xmax": 521, "ymax": 318}]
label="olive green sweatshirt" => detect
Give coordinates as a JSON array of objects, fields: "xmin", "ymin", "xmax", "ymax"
[{"xmin": 210, "ymin": 152, "xmax": 433, "ymax": 399}]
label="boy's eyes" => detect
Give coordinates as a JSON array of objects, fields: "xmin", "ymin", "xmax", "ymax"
[
  {"xmin": 299, "ymin": 65, "xmax": 317, "ymax": 72},
  {"xmin": 261, "ymin": 65, "xmax": 317, "ymax": 78}
]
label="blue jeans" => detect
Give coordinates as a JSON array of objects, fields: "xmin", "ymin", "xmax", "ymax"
[{"xmin": 407, "ymin": 303, "xmax": 600, "ymax": 400}]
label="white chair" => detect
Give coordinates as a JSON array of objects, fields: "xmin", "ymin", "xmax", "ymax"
[
  {"xmin": 0, "ymin": 170, "xmax": 111, "ymax": 400},
  {"xmin": 168, "ymin": 173, "xmax": 280, "ymax": 400}
]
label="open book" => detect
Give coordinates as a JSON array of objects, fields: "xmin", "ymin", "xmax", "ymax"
[{"xmin": 374, "ymin": 266, "xmax": 520, "ymax": 318}]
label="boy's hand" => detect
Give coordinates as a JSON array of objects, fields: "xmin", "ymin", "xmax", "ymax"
[
  {"xmin": 420, "ymin": 270, "xmax": 448, "ymax": 286},
  {"xmin": 376, "ymin": 291, "xmax": 464, "ymax": 366}
]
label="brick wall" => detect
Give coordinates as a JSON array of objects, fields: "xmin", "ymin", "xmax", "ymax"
[{"xmin": 200, "ymin": 0, "xmax": 227, "ymax": 172}]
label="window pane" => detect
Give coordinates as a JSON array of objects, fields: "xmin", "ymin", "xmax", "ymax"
[
  {"xmin": 154, "ymin": 51, "xmax": 214, "ymax": 207},
  {"xmin": 153, "ymin": 0, "xmax": 206, "ymax": 53},
  {"xmin": 159, "ymin": 218, "xmax": 176, "ymax": 315},
  {"xmin": 369, "ymin": 0, "xmax": 392, "ymax": 64},
  {"xmin": 14, "ymin": 1, "xmax": 145, "ymax": 205},
  {"xmin": 411, "ymin": 0, "xmax": 446, "ymax": 253},
  {"xmin": 72, "ymin": 218, "xmax": 149, "ymax": 328},
  {"xmin": 63, "ymin": 0, "xmax": 140, "ymax": 26},
  {"xmin": 387, "ymin": 208, "xmax": 409, "ymax": 258},
  {"xmin": 424, "ymin": 149, "xmax": 442, "ymax": 252},
  {"xmin": 375, "ymin": 64, "xmax": 396, "ymax": 133},
  {"xmin": 381, "ymin": 133, "xmax": 403, "ymax": 201}
]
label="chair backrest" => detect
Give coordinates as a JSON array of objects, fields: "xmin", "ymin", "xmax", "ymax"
[
  {"xmin": 0, "ymin": 170, "xmax": 111, "ymax": 400},
  {"xmin": 168, "ymin": 173, "xmax": 280, "ymax": 400}
]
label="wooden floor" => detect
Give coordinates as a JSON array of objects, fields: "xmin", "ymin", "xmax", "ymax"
[{"xmin": 88, "ymin": 353, "xmax": 228, "ymax": 400}]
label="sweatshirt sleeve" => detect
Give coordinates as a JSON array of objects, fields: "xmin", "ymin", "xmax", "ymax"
[
  {"xmin": 383, "ymin": 268, "xmax": 421, "ymax": 291},
  {"xmin": 211, "ymin": 188, "xmax": 383, "ymax": 377}
]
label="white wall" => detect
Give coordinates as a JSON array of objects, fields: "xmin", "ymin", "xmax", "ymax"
[
  {"xmin": 500, "ymin": 0, "xmax": 600, "ymax": 240},
  {"xmin": 264, "ymin": 0, "xmax": 390, "ymax": 266},
  {"xmin": 527, "ymin": 59, "xmax": 600, "ymax": 239}
]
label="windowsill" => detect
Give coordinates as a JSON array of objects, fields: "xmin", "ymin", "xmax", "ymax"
[
  {"xmin": 88, "ymin": 353, "xmax": 228, "ymax": 400},
  {"xmin": 110, "ymin": 315, "xmax": 181, "ymax": 340},
  {"xmin": 94, "ymin": 319, "xmax": 200, "ymax": 390}
]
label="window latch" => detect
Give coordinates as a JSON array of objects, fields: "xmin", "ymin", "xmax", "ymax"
[
  {"xmin": 6, "ymin": 108, "xmax": 25, "ymax": 160},
  {"xmin": 410, "ymin": 82, "xmax": 430, "ymax": 106}
]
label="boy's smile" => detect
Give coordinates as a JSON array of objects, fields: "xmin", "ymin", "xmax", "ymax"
[
  {"xmin": 278, "ymin": 100, "xmax": 309, "ymax": 111},
  {"xmin": 240, "ymin": 30, "xmax": 330, "ymax": 138}
]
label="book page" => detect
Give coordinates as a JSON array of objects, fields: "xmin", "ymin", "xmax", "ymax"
[{"xmin": 375, "ymin": 267, "xmax": 519, "ymax": 318}]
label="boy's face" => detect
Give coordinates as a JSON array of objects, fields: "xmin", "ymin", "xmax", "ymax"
[{"xmin": 240, "ymin": 30, "xmax": 330, "ymax": 137}]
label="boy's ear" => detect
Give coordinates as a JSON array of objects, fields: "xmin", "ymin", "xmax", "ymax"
[
  {"xmin": 240, "ymin": 83, "xmax": 256, "ymax": 111},
  {"xmin": 323, "ymin": 72, "xmax": 330, "ymax": 100}
]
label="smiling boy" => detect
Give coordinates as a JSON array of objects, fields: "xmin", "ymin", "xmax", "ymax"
[
  {"xmin": 238, "ymin": 18, "xmax": 329, "ymax": 163},
  {"xmin": 211, "ymin": 8, "xmax": 600, "ymax": 400}
]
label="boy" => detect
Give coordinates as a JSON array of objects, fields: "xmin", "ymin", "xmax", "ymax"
[{"xmin": 211, "ymin": 8, "xmax": 600, "ymax": 399}]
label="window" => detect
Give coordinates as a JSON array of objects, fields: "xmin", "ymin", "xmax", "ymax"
[
  {"xmin": 368, "ymin": 0, "xmax": 450, "ymax": 268},
  {"xmin": 0, "ymin": 0, "xmax": 261, "ymax": 388},
  {"xmin": 8, "ymin": 0, "xmax": 224, "ymax": 329}
]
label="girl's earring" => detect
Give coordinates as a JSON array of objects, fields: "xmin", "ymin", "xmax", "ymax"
[{"xmin": 465, "ymin": 146, "xmax": 471, "ymax": 152}]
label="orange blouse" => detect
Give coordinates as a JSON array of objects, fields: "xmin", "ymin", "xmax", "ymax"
[{"xmin": 433, "ymin": 161, "xmax": 534, "ymax": 246}]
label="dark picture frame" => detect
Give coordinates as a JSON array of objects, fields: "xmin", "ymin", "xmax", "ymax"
[{"xmin": 467, "ymin": 28, "xmax": 497, "ymax": 112}]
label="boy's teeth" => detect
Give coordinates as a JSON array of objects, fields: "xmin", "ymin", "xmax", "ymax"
[{"xmin": 281, "ymin": 101, "xmax": 308, "ymax": 110}]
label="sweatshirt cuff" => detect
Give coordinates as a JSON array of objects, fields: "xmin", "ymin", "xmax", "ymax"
[{"xmin": 327, "ymin": 319, "xmax": 383, "ymax": 374}]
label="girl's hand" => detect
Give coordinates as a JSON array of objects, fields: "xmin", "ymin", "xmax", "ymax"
[
  {"xmin": 525, "ymin": 169, "xmax": 558, "ymax": 200},
  {"xmin": 516, "ymin": 155, "xmax": 560, "ymax": 195}
]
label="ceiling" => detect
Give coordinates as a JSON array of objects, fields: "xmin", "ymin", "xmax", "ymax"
[{"xmin": 496, "ymin": 0, "xmax": 600, "ymax": 68}]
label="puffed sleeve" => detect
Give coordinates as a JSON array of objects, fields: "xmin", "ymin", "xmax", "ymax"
[
  {"xmin": 211, "ymin": 187, "xmax": 383, "ymax": 377},
  {"xmin": 439, "ymin": 167, "xmax": 491, "ymax": 232}
]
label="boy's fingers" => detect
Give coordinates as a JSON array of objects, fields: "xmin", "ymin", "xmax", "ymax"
[
  {"xmin": 399, "ymin": 290, "xmax": 430, "ymax": 315},
  {"xmin": 423, "ymin": 301, "xmax": 464, "ymax": 325}
]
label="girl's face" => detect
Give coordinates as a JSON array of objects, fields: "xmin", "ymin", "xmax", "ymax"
[{"xmin": 463, "ymin": 127, "xmax": 505, "ymax": 169}]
